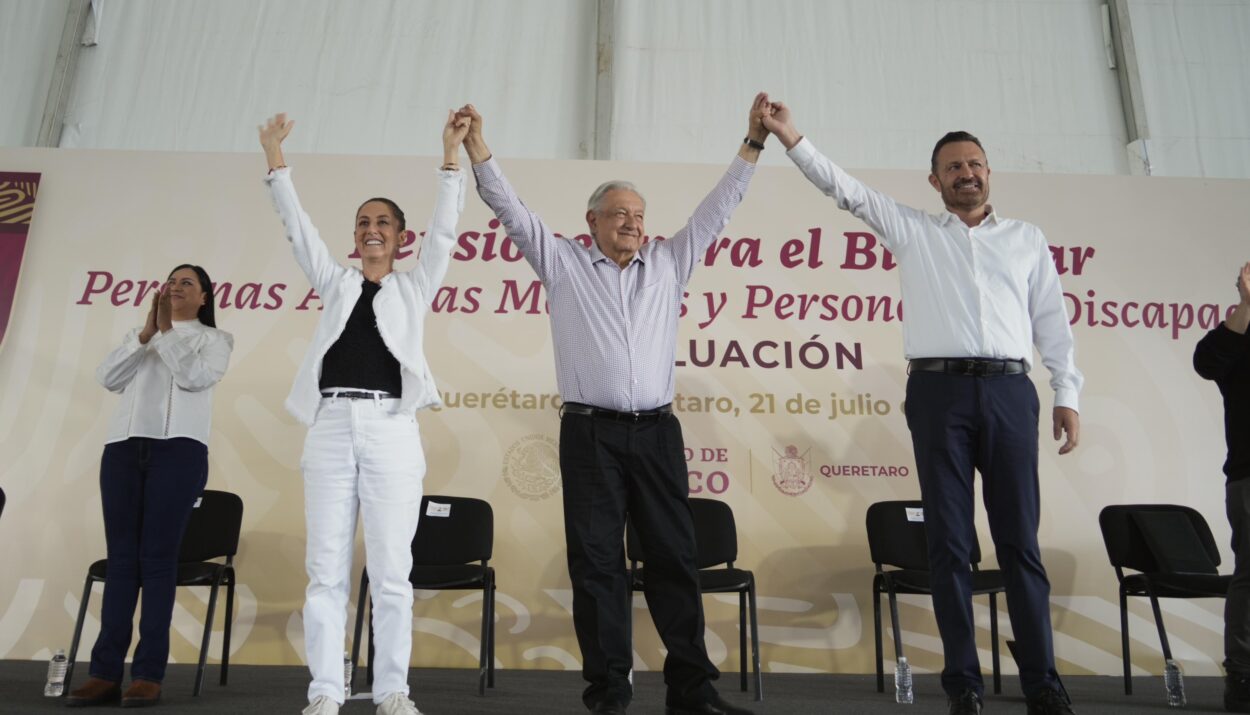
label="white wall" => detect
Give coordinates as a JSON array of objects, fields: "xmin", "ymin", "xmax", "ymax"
[
  {"xmin": 611, "ymin": 0, "xmax": 1131, "ymax": 174},
  {"xmin": 47, "ymin": 0, "xmax": 599, "ymax": 161},
  {"xmin": 1127, "ymin": 0, "xmax": 1250, "ymax": 178},
  {"xmin": 0, "ymin": 0, "xmax": 73, "ymax": 147},
  {"xmin": 1, "ymin": 0, "xmax": 1247, "ymax": 178}
]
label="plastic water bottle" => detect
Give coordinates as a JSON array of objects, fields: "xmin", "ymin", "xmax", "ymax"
[
  {"xmin": 44, "ymin": 649, "xmax": 67, "ymax": 697},
  {"xmin": 1163, "ymin": 658, "xmax": 1186, "ymax": 707},
  {"xmin": 343, "ymin": 651, "xmax": 353, "ymax": 698},
  {"xmin": 894, "ymin": 656, "xmax": 914, "ymax": 704}
]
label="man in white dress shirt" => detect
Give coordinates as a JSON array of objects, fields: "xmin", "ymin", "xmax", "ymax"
[{"xmin": 763, "ymin": 104, "xmax": 1081, "ymax": 715}]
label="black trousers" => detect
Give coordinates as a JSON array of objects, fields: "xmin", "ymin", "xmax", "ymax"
[
  {"xmin": 904, "ymin": 371, "xmax": 1060, "ymax": 698},
  {"xmin": 1226, "ymin": 479, "xmax": 1250, "ymax": 676},
  {"xmin": 559, "ymin": 411, "xmax": 718, "ymax": 709}
]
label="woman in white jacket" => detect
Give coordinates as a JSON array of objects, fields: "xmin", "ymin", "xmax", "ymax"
[
  {"xmin": 258, "ymin": 112, "xmax": 467, "ymax": 715},
  {"xmin": 67, "ymin": 265, "xmax": 233, "ymax": 708}
]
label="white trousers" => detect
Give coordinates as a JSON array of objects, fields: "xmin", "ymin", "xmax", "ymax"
[{"xmin": 301, "ymin": 397, "xmax": 424, "ymax": 705}]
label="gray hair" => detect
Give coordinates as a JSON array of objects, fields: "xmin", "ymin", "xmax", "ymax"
[{"xmin": 587, "ymin": 180, "xmax": 646, "ymax": 212}]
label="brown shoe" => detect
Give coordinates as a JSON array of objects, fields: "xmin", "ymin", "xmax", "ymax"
[
  {"xmin": 120, "ymin": 679, "xmax": 161, "ymax": 708},
  {"xmin": 65, "ymin": 677, "xmax": 121, "ymax": 706}
]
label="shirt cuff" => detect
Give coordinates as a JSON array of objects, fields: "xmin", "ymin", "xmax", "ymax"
[
  {"xmin": 123, "ymin": 328, "xmax": 145, "ymax": 351},
  {"xmin": 785, "ymin": 136, "xmax": 818, "ymax": 165},
  {"xmin": 150, "ymin": 329, "xmax": 175, "ymax": 351},
  {"xmin": 472, "ymin": 157, "xmax": 503, "ymax": 184},
  {"xmin": 1054, "ymin": 387, "xmax": 1079, "ymax": 413},
  {"xmin": 264, "ymin": 165, "xmax": 292, "ymax": 183},
  {"xmin": 726, "ymin": 155, "xmax": 756, "ymax": 182}
]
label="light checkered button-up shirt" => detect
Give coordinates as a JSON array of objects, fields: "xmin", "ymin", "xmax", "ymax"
[{"xmin": 474, "ymin": 157, "xmax": 755, "ymax": 412}]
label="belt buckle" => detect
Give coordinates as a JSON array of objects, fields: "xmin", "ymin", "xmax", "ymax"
[{"xmin": 954, "ymin": 359, "xmax": 978, "ymax": 376}]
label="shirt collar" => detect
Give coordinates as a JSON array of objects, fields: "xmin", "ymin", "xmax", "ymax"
[
  {"xmin": 589, "ymin": 240, "xmax": 646, "ymax": 267},
  {"xmin": 938, "ymin": 205, "xmax": 1000, "ymax": 227}
]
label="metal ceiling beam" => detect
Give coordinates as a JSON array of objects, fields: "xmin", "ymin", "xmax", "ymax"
[
  {"xmin": 36, "ymin": 0, "xmax": 92, "ymax": 148},
  {"xmin": 593, "ymin": 0, "xmax": 616, "ymax": 160}
]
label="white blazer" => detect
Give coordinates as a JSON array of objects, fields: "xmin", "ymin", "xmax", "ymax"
[{"xmin": 265, "ymin": 166, "xmax": 465, "ymax": 426}]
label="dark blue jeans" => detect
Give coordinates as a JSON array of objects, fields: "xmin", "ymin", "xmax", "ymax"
[
  {"xmin": 89, "ymin": 437, "xmax": 208, "ymax": 683},
  {"xmin": 905, "ymin": 371, "xmax": 1060, "ymax": 698}
]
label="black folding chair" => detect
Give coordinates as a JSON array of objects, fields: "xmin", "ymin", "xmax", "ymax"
[
  {"xmin": 627, "ymin": 497, "xmax": 762, "ymax": 701},
  {"xmin": 351, "ymin": 495, "xmax": 495, "ymax": 696},
  {"xmin": 65, "ymin": 489, "xmax": 243, "ymax": 696},
  {"xmin": 1099, "ymin": 504, "xmax": 1231, "ymax": 695},
  {"xmin": 865, "ymin": 500, "xmax": 1005, "ymax": 696}
]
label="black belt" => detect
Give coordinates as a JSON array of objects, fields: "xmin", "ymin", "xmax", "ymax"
[
  {"xmin": 908, "ymin": 358, "xmax": 1028, "ymax": 376},
  {"xmin": 561, "ymin": 402, "xmax": 672, "ymax": 423},
  {"xmin": 320, "ymin": 390, "xmax": 399, "ymax": 400}
]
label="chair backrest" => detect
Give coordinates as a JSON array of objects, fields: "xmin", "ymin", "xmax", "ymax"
[
  {"xmin": 412, "ymin": 495, "xmax": 493, "ymax": 566},
  {"xmin": 1099, "ymin": 504, "xmax": 1221, "ymax": 575},
  {"xmin": 627, "ymin": 498, "xmax": 738, "ymax": 569},
  {"xmin": 178, "ymin": 490, "xmax": 244, "ymax": 563},
  {"xmin": 865, "ymin": 500, "xmax": 983, "ymax": 571}
]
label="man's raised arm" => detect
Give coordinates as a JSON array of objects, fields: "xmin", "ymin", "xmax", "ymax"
[
  {"xmin": 764, "ymin": 102, "xmax": 915, "ymax": 252},
  {"xmin": 664, "ymin": 93, "xmax": 770, "ymax": 284},
  {"xmin": 461, "ymin": 104, "xmax": 563, "ymax": 284}
]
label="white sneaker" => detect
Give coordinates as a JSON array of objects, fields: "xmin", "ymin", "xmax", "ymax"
[
  {"xmin": 302, "ymin": 695, "xmax": 340, "ymax": 715},
  {"xmin": 376, "ymin": 691, "xmax": 423, "ymax": 715}
]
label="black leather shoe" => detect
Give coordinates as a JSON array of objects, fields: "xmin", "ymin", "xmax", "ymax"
[
  {"xmin": 590, "ymin": 701, "xmax": 627, "ymax": 715},
  {"xmin": 1228, "ymin": 674, "xmax": 1250, "ymax": 713},
  {"xmin": 947, "ymin": 688, "xmax": 983, "ymax": 715},
  {"xmin": 665, "ymin": 694, "xmax": 754, "ymax": 715},
  {"xmin": 1026, "ymin": 687, "xmax": 1075, "ymax": 715}
]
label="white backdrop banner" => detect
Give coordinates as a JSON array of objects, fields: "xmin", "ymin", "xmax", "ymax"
[{"xmin": 0, "ymin": 146, "xmax": 1245, "ymax": 678}]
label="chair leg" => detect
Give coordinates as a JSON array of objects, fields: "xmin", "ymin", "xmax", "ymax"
[
  {"xmin": 195, "ymin": 576, "xmax": 222, "ymax": 697},
  {"xmin": 1147, "ymin": 590, "xmax": 1174, "ymax": 661},
  {"xmin": 873, "ymin": 579, "xmax": 884, "ymax": 694},
  {"xmin": 990, "ymin": 592, "xmax": 1001, "ymax": 695},
  {"xmin": 488, "ymin": 582, "xmax": 497, "ymax": 688},
  {"xmin": 887, "ymin": 586, "xmax": 905, "ymax": 662},
  {"xmin": 367, "ymin": 598, "xmax": 375, "ymax": 687},
  {"xmin": 748, "ymin": 579, "xmax": 762, "ymax": 702},
  {"xmin": 220, "ymin": 569, "xmax": 235, "ymax": 686},
  {"xmin": 1120, "ymin": 588, "xmax": 1132, "ymax": 695},
  {"xmin": 478, "ymin": 579, "xmax": 489, "ymax": 696},
  {"xmin": 349, "ymin": 574, "xmax": 369, "ymax": 695},
  {"xmin": 738, "ymin": 590, "xmax": 748, "ymax": 692},
  {"xmin": 64, "ymin": 574, "xmax": 97, "ymax": 693}
]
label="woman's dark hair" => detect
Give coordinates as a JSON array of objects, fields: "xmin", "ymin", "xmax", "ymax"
[
  {"xmin": 168, "ymin": 263, "xmax": 216, "ymax": 327},
  {"xmin": 356, "ymin": 197, "xmax": 406, "ymax": 232}
]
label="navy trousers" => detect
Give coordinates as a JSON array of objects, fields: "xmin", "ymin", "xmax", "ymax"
[
  {"xmin": 559, "ymin": 411, "xmax": 719, "ymax": 710},
  {"xmin": 90, "ymin": 437, "xmax": 208, "ymax": 683},
  {"xmin": 904, "ymin": 371, "xmax": 1060, "ymax": 698}
]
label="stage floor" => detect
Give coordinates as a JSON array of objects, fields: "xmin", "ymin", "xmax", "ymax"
[{"xmin": 0, "ymin": 661, "xmax": 1232, "ymax": 713}]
